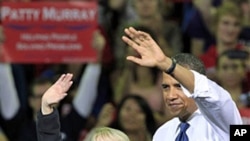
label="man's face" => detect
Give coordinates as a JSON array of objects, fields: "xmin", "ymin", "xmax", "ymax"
[{"xmin": 161, "ymin": 73, "xmax": 197, "ymax": 120}]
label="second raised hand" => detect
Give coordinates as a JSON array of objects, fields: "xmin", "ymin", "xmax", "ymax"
[{"xmin": 41, "ymin": 73, "xmax": 73, "ymax": 115}]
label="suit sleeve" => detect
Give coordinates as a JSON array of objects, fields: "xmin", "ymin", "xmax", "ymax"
[{"xmin": 36, "ymin": 109, "xmax": 61, "ymax": 141}]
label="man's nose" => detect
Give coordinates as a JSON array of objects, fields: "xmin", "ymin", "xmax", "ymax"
[{"xmin": 166, "ymin": 88, "xmax": 178, "ymax": 101}]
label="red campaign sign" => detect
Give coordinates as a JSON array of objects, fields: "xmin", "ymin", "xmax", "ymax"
[{"xmin": 1, "ymin": 2, "xmax": 98, "ymax": 63}]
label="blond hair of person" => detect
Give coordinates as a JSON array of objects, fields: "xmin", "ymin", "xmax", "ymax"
[
  {"xmin": 211, "ymin": 1, "xmax": 243, "ymax": 34},
  {"xmin": 84, "ymin": 127, "xmax": 130, "ymax": 141}
]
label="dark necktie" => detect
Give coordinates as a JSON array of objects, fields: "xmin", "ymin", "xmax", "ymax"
[{"xmin": 175, "ymin": 122, "xmax": 190, "ymax": 141}]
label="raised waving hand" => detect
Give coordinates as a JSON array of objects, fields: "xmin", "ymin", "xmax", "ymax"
[
  {"xmin": 41, "ymin": 73, "xmax": 73, "ymax": 115},
  {"xmin": 122, "ymin": 27, "xmax": 168, "ymax": 71}
]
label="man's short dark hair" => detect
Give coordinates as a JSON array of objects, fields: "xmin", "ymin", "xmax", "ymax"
[
  {"xmin": 216, "ymin": 49, "xmax": 249, "ymax": 68},
  {"xmin": 173, "ymin": 53, "xmax": 206, "ymax": 75}
]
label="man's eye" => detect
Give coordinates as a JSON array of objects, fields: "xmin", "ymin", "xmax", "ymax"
[
  {"xmin": 174, "ymin": 84, "xmax": 182, "ymax": 90},
  {"xmin": 176, "ymin": 84, "xmax": 181, "ymax": 88},
  {"xmin": 161, "ymin": 84, "xmax": 169, "ymax": 89}
]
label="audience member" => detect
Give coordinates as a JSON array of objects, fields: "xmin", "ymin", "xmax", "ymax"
[
  {"xmin": 131, "ymin": 0, "xmax": 183, "ymax": 57},
  {"xmin": 45, "ymin": 27, "xmax": 113, "ymax": 121},
  {"xmin": 15, "ymin": 62, "xmax": 100, "ymax": 141},
  {"xmin": 36, "ymin": 64, "xmax": 100, "ymax": 141},
  {"xmin": 0, "ymin": 63, "xmax": 20, "ymax": 141},
  {"xmin": 17, "ymin": 76, "xmax": 53, "ymax": 141},
  {"xmin": 3, "ymin": 45, "xmax": 103, "ymax": 141},
  {"xmin": 98, "ymin": 0, "xmax": 137, "ymax": 70},
  {"xmin": 109, "ymin": 95, "xmax": 157, "ymax": 141},
  {"xmin": 215, "ymin": 49, "xmax": 250, "ymax": 125},
  {"xmin": 82, "ymin": 94, "xmax": 157, "ymax": 141},
  {"xmin": 1, "ymin": 13, "xmax": 25, "ymax": 141},
  {"xmin": 35, "ymin": 73, "xmax": 86, "ymax": 141},
  {"xmin": 199, "ymin": 1, "xmax": 244, "ymax": 80},
  {"xmin": 113, "ymin": 62, "xmax": 168, "ymax": 126},
  {"xmin": 37, "ymin": 82, "xmax": 157, "ymax": 141},
  {"xmin": 110, "ymin": 25, "xmax": 169, "ymax": 126},
  {"xmin": 182, "ymin": 0, "xmax": 216, "ymax": 56},
  {"xmin": 61, "ymin": 62, "xmax": 102, "ymax": 141},
  {"xmin": 122, "ymin": 27, "xmax": 242, "ymax": 141},
  {"xmin": 238, "ymin": 0, "xmax": 250, "ymax": 47},
  {"xmin": 114, "ymin": 0, "xmax": 183, "ymax": 70},
  {"xmin": 36, "ymin": 40, "xmax": 105, "ymax": 141},
  {"xmin": 215, "ymin": 49, "xmax": 250, "ymax": 108}
]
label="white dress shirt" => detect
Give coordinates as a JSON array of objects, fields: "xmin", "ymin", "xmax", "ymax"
[{"xmin": 153, "ymin": 70, "xmax": 242, "ymax": 141}]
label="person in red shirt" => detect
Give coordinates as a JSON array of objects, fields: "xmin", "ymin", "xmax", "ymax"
[{"xmin": 199, "ymin": 1, "xmax": 245, "ymax": 81}]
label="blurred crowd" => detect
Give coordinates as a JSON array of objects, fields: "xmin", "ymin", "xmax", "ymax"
[{"xmin": 0, "ymin": 0, "xmax": 250, "ymax": 141}]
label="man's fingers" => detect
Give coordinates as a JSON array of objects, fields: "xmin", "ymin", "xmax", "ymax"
[
  {"xmin": 140, "ymin": 32, "xmax": 152, "ymax": 42},
  {"xmin": 127, "ymin": 27, "xmax": 139, "ymax": 35},
  {"xmin": 124, "ymin": 27, "xmax": 143, "ymax": 45},
  {"xmin": 124, "ymin": 27, "xmax": 137, "ymax": 38},
  {"xmin": 124, "ymin": 27, "xmax": 153, "ymax": 49},
  {"xmin": 122, "ymin": 36, "xmax": 140, "ymax": 51},
  {"xmin": 126, "ymin": 56, "xmax": 142, "ymax": 65}
]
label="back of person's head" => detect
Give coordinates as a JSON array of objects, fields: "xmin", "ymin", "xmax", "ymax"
[
  {"xmin": 113, "ymin": 94, "xmax": 157, "ymax": 136},
  {"xmin": 173, "ymin": 53, "xmax": 206, "ymax": 75},
  {"xmin": 87, "ymin": 127, "xmax": 130, "ymax": 141}
]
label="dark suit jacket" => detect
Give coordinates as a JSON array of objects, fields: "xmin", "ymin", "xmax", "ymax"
[
  {"xmin": 37, "ymin": 108, "xmax": 87, "ymax": 141},
  {"xmin": 37, "ymin": 109, "xmax": 61, "ymax": 141}
]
